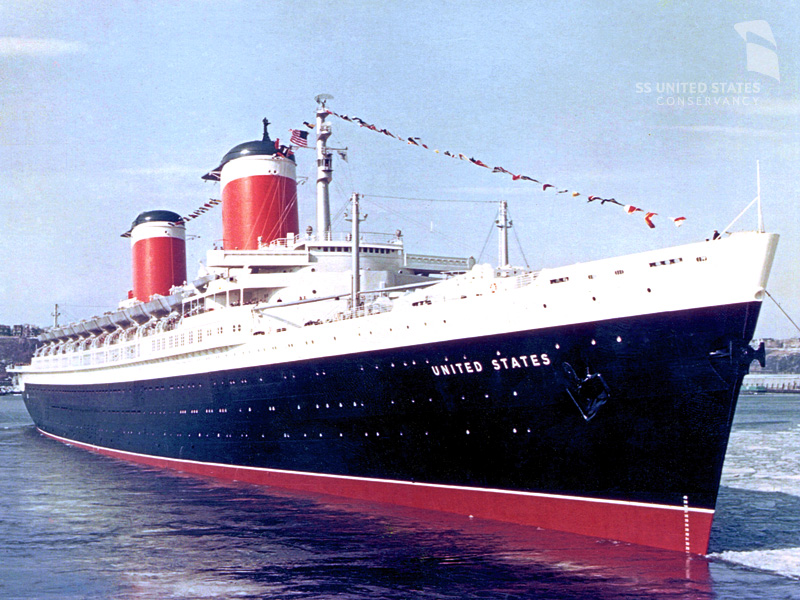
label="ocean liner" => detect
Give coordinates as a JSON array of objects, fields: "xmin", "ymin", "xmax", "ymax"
[{"xmin": 13, "ymin": 97, "xmax": 779, "ymax": 554}]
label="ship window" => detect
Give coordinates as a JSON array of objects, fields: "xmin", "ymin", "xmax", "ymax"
[
  {"xmin": 615, "ymin": 270, "xmax": 624, "ymax": 275},
  {"xmin": 696, "ymin": 256, "xmax": 707, "ymax": 262},
  {"xmin": 649, "ymin": 257, "xmax": 683, "ymax": 267},
  {"xmin": 549, "ymin": 277, "xmax": 569, "ymax": 284}
]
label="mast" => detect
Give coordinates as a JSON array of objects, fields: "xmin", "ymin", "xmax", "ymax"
[
  {"xmin": 346, "ymin": 193, "xmax": 366, "ymax": 313},
  {"xmin": 315, "ymin": 94, "xmax": 334, "ymax": 239},
  {"xmin": 496, "ymin": 200, "xmax": 512, "ymax": 268}
]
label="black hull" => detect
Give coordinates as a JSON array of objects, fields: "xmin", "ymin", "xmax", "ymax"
[{"xmin": 25, "ymin": 301, "xmax": 760, "ymax": 517}]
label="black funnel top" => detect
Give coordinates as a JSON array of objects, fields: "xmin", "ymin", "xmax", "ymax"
[
  {"xmin": 202, "ymin": 118, "xmax": 293, "ymax": 181},
  {"xmin": 132, "ymin": 210, "xmax": 183, "ymax": 229}
]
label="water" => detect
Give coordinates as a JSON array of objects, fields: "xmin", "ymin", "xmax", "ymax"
[{"xmin": 1, "ymin": 394, "xmax": 798, "ymax": 599}]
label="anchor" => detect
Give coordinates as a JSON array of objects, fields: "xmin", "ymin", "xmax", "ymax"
[
  {"xmin": 709, "ymin": 340, "xmax": 766, "ymax": 372},
  {"xmin": 563, "ymin": 362, "xmax": 611, "ymax": 422}
]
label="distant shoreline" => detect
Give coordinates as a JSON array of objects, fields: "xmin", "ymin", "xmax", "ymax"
[{"xmin": 742, "ymin": 372, "xmax": 800, "ymax": 394}]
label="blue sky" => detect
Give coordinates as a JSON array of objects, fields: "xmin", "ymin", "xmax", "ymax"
[{"xmin": 1, "ymin": 1, "xmax": 798, "ymax": 337}]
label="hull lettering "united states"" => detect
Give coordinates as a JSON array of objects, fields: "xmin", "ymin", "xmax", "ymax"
[{"xmin": 431, "ymin": 354, "xmax": 551, "ymax": 376}]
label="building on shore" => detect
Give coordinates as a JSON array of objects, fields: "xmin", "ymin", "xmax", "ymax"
[{"xmin": 742, "ymin": 373, "xmax": 800, "ymax": 393}]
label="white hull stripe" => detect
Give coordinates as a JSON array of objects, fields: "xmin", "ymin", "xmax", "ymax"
[{"xmin": 38, "ymin": 428, "xmax": 715, "ymax": 516}]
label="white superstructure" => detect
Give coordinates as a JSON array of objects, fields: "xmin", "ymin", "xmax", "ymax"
[{"xmin": 18, "ymin": 230, "xmax": 778, "ymax": 389}]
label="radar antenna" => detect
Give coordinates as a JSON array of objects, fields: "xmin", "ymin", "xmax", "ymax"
[{"xmin": 315, "ymin": 93, "xmax": 334, "ymax": 108}]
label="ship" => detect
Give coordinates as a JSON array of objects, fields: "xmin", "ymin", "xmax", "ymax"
[{"xmin": 12, "ymin": 96, "xmax": 779, "ymax": 555}]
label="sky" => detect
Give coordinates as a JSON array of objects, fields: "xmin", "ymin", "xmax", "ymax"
[{"xmin": 1, "ymin": 1, "xmax": 799, "ymax": 338}]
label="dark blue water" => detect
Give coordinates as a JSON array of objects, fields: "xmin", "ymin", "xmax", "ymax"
[{"xmin": 1, "ymin": 394, "xmax": 798, "ymax": 599}]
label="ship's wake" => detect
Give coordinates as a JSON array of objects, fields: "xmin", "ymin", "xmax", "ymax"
[
  {"xmin": 711, "ymin": 548, "xmax": 800, "ymax": 580},
  {"xmin": 722, "ymin": 425, "xmax": 800, "ymax": 498}
]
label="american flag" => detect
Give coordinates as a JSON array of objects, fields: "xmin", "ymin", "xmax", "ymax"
[{"xmin": 289, "ymin": 129, "xmax": 309, "ymax": 147}]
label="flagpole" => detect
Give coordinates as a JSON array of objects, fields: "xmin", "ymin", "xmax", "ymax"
[
  {"xmin": 756, "ymin": 160, "xmax": 764, "ymax": 233},
  {"xmin": 722, "ymin": 196, "xmax": 758, "ymax": 235}
]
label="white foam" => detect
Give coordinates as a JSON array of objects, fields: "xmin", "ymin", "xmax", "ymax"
[
  {"xmin": 124, "ymin": 573, "xmax": 271, "ymax": 598},
  {"xmin": 721, "ymin": 428, "xmax": 800, "ymax": 497},
  {"xmin": 711, "ymin": 548, "xmax": 800, "ymax": 580}
]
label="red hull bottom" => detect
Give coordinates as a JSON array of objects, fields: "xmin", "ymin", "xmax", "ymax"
[{"xmin": 38, "ymin": 428, "xmax": 715, "ymax": 555}]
